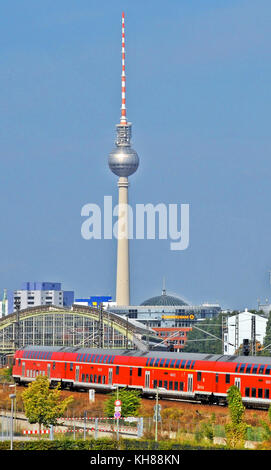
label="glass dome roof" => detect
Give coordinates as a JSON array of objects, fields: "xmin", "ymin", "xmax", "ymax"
[{"xmin": 140, "ymin": 289, "xmax": 188, "ymax": 307}]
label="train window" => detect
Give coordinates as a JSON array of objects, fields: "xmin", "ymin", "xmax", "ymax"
[
  {"xmin": 98, "ymin": 375, "xmax": 101, "ymax": 384},
  {"xmin": 265, "ymin": 366, "xmax": 271, "ymax": 375},
  {"xmin": 102, "ymin": 356, "xmax": 108, "ymax": 363},
  {"xmin": 245, "ymin": 364, "xmax": 252, "ymax": 373},
  {"xmin": 82, "ymin": 374, "xmax": 85, "ymax": 382},
  {"xmin": 53, "ymin": 362, "xmax": 56, "ymax": 370},
  {"xmin": 197, "ymin": 372, "xmax": 202, "ymax": 382},
  {"xmin": 191, "ymin": 361, "xmax": 196, "ymax": 369},
  {"xmin": 102, "ymin": 376, "xmax": 106, "ymax": 384},
  {"xmin": 109, "ymin": 356, "xmax": 115, "ymax": 364},
  {"xmin": 138, "ymin": 368, "xmax": 142, "ymax": 377},
  {"xmin": 130, "ymin": 367, "xmax": 133, "ymax": 376},
  {"xmin": 180, "ymin": 360, "xmax": 186, "ymax": 369},
  {"xmin": 116, "ymin": 366, "xmax": 119, "ymax": 375},
  {"xmin": 186, "ymin": 360, "xmax": 192, "ymax": 369},
  {"xmin": 70, "ymin": 363, "xmax": 73, "ymax": 371},
  {"xmin": 258, "ymin": 389, "xmax": 263, "ymax": 398},
  {"xmin": 258, "ymin": 365, "xmax": 265, "ymax": 374},
  {"xmin": 225, "ymin": 374, "xmax": 230, "ymax": 384},
  {"xmin": 153, "ymin": 380, "xmax": 157, "ymax": 389},
  {"xmin": 265, "ymin": 389, "xmax": 270, "ymax": 399},
  {"xmin": 154, "ymin": 359, "xmax": 160, "ymax": 367},
  {"xmin": 175, "ymin": 360, "xmax": 181, "ymax": 369},
  {"xmin": 164, "ymin": 359, "xmax": 170, "ymax": 368},
  {"xmin": 245, "ymin": 388, "xmax": 250, "ymax": 397},
  {"xmin": 164, "ymin": 381, "xmax": 168, "ymax": 389},
  {"xmin": 100, "ymin": 355, "xmax": 104, "ymax": 363},
  {"xmin": 90, "ymin": 374, "xmax": 93, "ymax": 382},
  {"xmin": 251, "ymin": 388, "xmax": 256, "ymax": 397},
  {"xmin": 169, "ymin": 381, "xmax": 173, "ymax": 390},
  {"xmin": 146, "ymin": 358, "xmax": 150, "ymax": 366},
  {"xmin": 215, "ymin": 373, "xmax": 219, "ymax": 383},
  {"xmin": 158, "ymin": 380, "xmax": 162, "ymax": 387},
  {"xmin": 160, "ymin": 359, "xmax": 165, "ymax": 367},
  {"xmin": 94, "ymin": 375, "xmax": 97, "ymax": 383},
  {"xmin": 149, "ymin": 358, "xmax": 155, "ymax": 367},
  {"xmin": 252, "ymin": 365, "xmax": 259, "ymax": 374},
  {"xmin": 18, "ymin": 359, "xmax": 21, "ymax": 366},
  {"xmin": 239, "ymin": 364, "xmax": 246, "ymax": 373},
  {"xmin": 179, "ymin": 382, "xmax": 184, "ymax": 391},
  {"xmin": 174, "ymin": 382, "xmax": 178, "ymax": 391},
  {"xmin": 235, "ymin": 363, "xmax": 240, "ymax": 372}
]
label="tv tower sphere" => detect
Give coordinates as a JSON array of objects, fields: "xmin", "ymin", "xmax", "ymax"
[{"xmin": 108, "ymin": 124, "xmax": 139, "ymax": 177}]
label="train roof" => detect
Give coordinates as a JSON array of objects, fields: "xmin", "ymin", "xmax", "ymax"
[{"xmin": 17, "ymin": 345, "xmax": 271, "ymax": 364}]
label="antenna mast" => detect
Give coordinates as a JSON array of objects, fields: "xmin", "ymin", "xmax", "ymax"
[{"xmin": 120, "ymin": 12, "xmax": 127, "ymax": 124}]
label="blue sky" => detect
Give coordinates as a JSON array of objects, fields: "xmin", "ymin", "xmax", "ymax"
[{"xmin": 0, "ymin": 0, "xmax": 271, "ymax": 310}]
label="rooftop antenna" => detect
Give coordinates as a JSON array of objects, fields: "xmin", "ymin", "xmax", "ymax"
[{"xmin": 162, "ymin": 277, "xmax": 166, "ymax": 296}]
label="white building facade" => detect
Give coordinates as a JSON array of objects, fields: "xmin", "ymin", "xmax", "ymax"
[{"xmin": 223, "ymin": 309, "xmax": 268, "ymax": 355}]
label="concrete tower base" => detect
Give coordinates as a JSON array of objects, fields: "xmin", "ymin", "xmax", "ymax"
[{"xmin": 116, "ymin": 177, "xmax": 130, "ymax": 306}]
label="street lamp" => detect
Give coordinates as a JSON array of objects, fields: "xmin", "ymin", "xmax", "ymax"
[
  {"xmin": 154, "ymin": 387, "xmax": 165, "ymax": 442},
  {"xmin": 9, "ymin": 384, "xmax": 17, "ymax": 434},
  {"xmin": 9, "ymin": 393, "xmax": 16, "ymax": 450}
]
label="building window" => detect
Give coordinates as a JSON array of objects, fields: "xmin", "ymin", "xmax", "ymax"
[{"xmin": 245, "ymin": 387, "xmax": 250, "ymax": 397}]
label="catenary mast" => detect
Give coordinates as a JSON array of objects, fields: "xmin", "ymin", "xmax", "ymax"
[{"xmin": 108, "ymin": 12, "xmax": 139, "ymax": 306}]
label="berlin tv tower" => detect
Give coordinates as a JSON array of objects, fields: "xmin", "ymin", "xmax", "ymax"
[{"xmin": 108, "ymin": 12, "xmax": 139, "ymax": 306}]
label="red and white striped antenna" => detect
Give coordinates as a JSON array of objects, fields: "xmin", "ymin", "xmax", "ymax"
[{"xmin": 120, "ymin": 12, "xmax": 127, "ymax": 124}]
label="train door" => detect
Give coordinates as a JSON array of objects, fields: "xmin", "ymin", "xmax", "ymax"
[
  {"xmin": 75, "ymin": 366, "xmax": 80, "ymax": 382},
  {"xmin": 47, "ymin": 364, "xmax": 51, "ymax": 378},
  {"xmin": 234, "ymin": 377, "xmax": 241, "ymax": 390},
  {"xmin": 108, "ymin": 368, "xmax": 113, "ymax": 386},
  {"xmin": 22, "ymin": 362, "xmax": 25, "ymax": 377},
  {"xmin": 188, "ymin": 374, "xmax": 193, "ymax": 394},
  {"xmin": 145, "ymin": 371, "xmax": 150, "ymax": 389}
]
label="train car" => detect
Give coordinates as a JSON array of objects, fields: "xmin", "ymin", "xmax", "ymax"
[{"xmin": 12, "ymin": 345, "xmax": 271, "ymax": 409}]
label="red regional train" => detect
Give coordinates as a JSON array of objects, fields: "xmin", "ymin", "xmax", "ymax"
[{"xmin": 12, "ymin": 345, "xmax": 271, "ymax": 409}]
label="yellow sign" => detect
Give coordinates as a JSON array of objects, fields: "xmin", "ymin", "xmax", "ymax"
[{"xmin": 161, "ymin": 314, "xmax": 195, "ymax": 320}]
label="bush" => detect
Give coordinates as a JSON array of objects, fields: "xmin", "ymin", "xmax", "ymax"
[{"xmin": 0, "ymin": 437, "xmax": 228, "ymax": 451}]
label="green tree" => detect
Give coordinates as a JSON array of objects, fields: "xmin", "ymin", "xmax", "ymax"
[
  {"xmin": 225, "ymin": 386, "xmax": 247, "ymax": 448},
  {"xmin": 22, "ymin": 375, "xmax": 73, "ymax": 432},
  {"xmin": 261, "ymin": 312, "xmax": 271, "ymax": 356},
  {"xmin": 183, "ymin": 313, "xmax": 223, "ymax": 354},
  {"xmin": 104, "ymin": 388, "xmax": 141, "ymax": 417}
]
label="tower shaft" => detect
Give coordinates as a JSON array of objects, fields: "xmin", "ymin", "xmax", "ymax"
[{"xmin": 116, "ymin": 177, "xmax": 130, "ymax": 305}]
